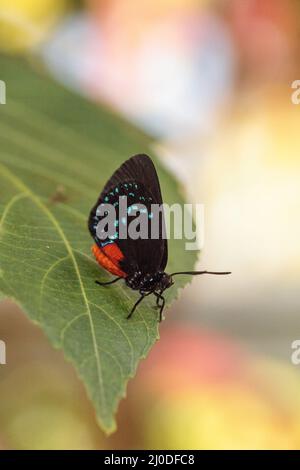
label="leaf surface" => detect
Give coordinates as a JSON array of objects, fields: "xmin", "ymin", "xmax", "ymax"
[{"xmin": 0, "ymin": 57, "xmax": 197, "ymax": 432}]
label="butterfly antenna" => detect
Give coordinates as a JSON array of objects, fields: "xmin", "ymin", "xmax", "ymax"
[{"xmin": 171, "ymin": 270, "xmax": 231, "ymax": 276}]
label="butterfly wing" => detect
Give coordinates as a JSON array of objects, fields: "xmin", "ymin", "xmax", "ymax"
[{"xmin": 88, "ymin": 154, "xmax": 168, "ymax": 276}]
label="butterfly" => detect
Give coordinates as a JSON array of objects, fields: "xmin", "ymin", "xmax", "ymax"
[{"xmin": 88, "ymin": 154, "xmax": 230, "ymax": 321}]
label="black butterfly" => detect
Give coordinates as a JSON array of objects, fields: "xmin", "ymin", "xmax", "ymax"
[{"xmin": 88, "ymin": 154, "xmax": 230, "ymax": 321}]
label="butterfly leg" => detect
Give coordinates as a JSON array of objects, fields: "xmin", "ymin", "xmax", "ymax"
[
  {"xmin": 154, "ymin": 289, "xmax": 164, "ymax": 308},
  {"xmin": 159, "ymin": 297, "xmax": 165, "ymax": 322},
  {"xmin": 152, "ymin": 295, "xmax": 161, "ymax": 310},
  {"xmin": 95, "ymin": 277, "xmax": 122, "ymax": 286},
  {"xmin": 127, "ymin": 291, "xmax": 152, "ymax": 320},
  {"xmin": 127, "ymin": 294, "xmax": 145, "ymax": 320},
  {"xmin": 154, "ymin": 292, "xmax": 165, "ymax": 322}
]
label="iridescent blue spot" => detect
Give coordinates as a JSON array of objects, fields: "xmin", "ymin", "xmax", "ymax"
[
  {"xmin": 114, "ymin": 220, "xmax": 119, "ymax": 227},
  {"xmin": 101, "ymin": 240, "xmax": 114, "ymax": 247},
  {"xmin": 149, "ymin": 212, "xmax": 153, "ymax": 219},
  {"xmin": 140, "ymin": 196, "xmax": 145, "ymax": 201},
  {"xmin": 113, "ymin": 201, "xmax": 119, "ymax": 207},
  {"xmin": 109, "ymin": 232, "xmax": 118, "ymax": 240},
  {"xmin": 129, "ymin": 192, "xmax": 135, "ymax": 197},
  {"xmin": 134, "ymin": 184, "xmax": 138, "ymax": 189},
  {"xmin": 115, "ymin": 187, "xmax": 119, "ymax": 193},
  {"xmin": 128, "ymin": 204, "xmax": 139, "ymax": 215},
  {"xmin": 104, "ymin": 196, "xmax": 109, "ymax": 202}
]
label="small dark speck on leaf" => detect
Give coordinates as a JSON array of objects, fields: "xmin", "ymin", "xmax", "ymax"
[{"xmin": 49, "ymin": 185, "xmax": 68, "ymax": 204}]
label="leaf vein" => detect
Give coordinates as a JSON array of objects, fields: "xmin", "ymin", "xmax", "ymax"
[{"xmin": 0, "ymin": 163, "xmax": 107, "ymax": 411}]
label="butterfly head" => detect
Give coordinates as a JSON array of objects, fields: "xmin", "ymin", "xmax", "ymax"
[{"xmin": 158, "ymin": 272, "xmax": 174, "ymax": 292}]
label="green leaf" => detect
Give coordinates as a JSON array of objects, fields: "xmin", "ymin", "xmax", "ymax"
[{"xmin": 0, "ymin": 56, "xmax": 197, "ymax": 433}]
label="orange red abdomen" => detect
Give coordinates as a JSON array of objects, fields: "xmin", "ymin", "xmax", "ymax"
[{"xmin": 92, "ymin": 244, "xmax": 126, "ymax": 277}]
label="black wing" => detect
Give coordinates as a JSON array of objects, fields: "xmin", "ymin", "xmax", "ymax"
[{"xmin": 88, "ymin": 154, "xmax": 168, "ymax": 275}]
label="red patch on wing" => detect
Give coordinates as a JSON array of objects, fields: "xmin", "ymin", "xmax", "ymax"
[{"xmin": 92, "ymin": 244, "xmax": 126, "ymax": 277}]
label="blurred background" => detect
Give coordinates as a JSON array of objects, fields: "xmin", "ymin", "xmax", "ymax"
[{"xmin": 0, "ymin": 0, "xmax": 300, "ymax": 449}]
